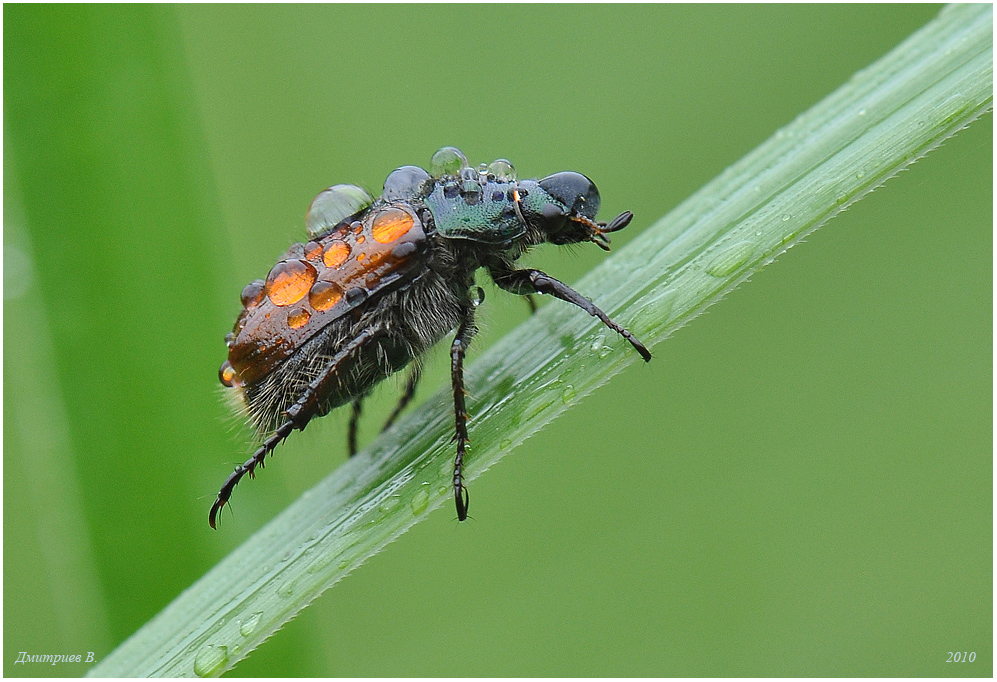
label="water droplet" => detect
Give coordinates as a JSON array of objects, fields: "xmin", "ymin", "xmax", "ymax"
[
  {"xmin": 382, "ymin": 165, "xmax": 431, "ymax": 202},
  {"xmin": 561, "ymin": 385, "xmax": 576, "ymax": 404},
  {"xmin": 219, "ymin": 361, "xmax": 238, "ymax": 388},
  {"xmin": 239, "ymin": 612, "xmax": 263, "ymax": 637},
  {"xmin": 706, "ymin": 241, "xmax": 755, "ymax": 278},
  {"xmin": 470, "ymin": 286, "xmax": 485, "ymax": 307},
  {"xmin": 781, "ymin": 213, "xmax": 792, "ymax": 222},
  {"xmin": 240, "ymin": 279, "xmax": 266, "ymax": 308},
  {"xmin": 277, "ymin": 578, "xmax": 295, "ymax": 598},
  {"xmin": 487, "ymin": 159, "xmax": 516, "ymax": 181},
  {"xmin": 430, "ymin": 146, "xmax": 468, "ymax": 177},
  {"xmin": 306, "ymin": 185, "xmax": 373, "ymax": 238},
  {"xmin": 345, "ymin": 287, "xmax": 368, "ymax": 307},
  {"xmin": 309, "ymin": 281, "xmax": 344, "ymax": 311},
  {"xmin": 499, "ymin": 438, "xmax": 512, "ymax": 450},
  {"xmin": 590, "ymin": 334, "xmax": 607, "ymax": 352},
  {"xmin": 322, "ymin": 241, "xmax": 350, "ymax": 268},
  {"xmin": 371, "ymin": 207, "xmax": 415, "ymax": 243},
  {"xmin": 437, "ymin": 485, "xmax": 449, "ymax": 496},
  {"xmin": 378, "ymin": 496, "xmax": 400, "ymax": 513},
  {"xmin": 266, "ymin": 259, "xmax": 317, "ymax": 306},
  {"xmin": 287, "ymin": 306, "xmax": 311, "ymax": 329},
  {"xmin": 410, "ymin": 489, "xmax": 430, "ymax": 515},
  {"xmin": 835, "ymin": 192, "xmax": 848, "ymax": 205},
  {"xmin": 856, "ymin": 170, "xmax": 866, "ymax": 180},
  {"xmin": 193, "ymin": 644, "xmax": 229, "ymax": 677}
]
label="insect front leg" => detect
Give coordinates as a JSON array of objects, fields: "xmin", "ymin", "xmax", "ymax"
[
  {"xmin": 488, "ymin": 262, "xmax": 651, "ymax": 362},
  {"xmin": 451, "ymin": 306, "xmax": 477, "ymax": 521}
]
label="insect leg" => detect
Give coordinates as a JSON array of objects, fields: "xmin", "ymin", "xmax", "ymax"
[
  {"xmin": 524, "ymin": 294, "xmax": 538, "ymax": 315},
  {"xmin": 348, "ymin": 398, "xmax": 363, "ymax": 457},
  {"xmin": 209, "ymin": 420, "xmax": 293, "ymax": 529},
  {"xmin": 284, "ymin": 327, "xmax": 383, "ymax": 428},
  {"xmin": 451, "ymin": 306, "xmax": 477, "ymax": 521},
  {"xmin": 210, "ymin": 327, "xmax": 383, "ymax": 529},
  {"xmin": 382, "ymin": 365, "xmax": 422, "ymax": 433},
  {"xmin": 488, "ymin": 264, "xmax": 651, "ymax": 362}
]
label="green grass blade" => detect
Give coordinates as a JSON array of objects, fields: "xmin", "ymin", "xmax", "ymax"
[{"xmin": 88, "ymin": 4, "xmax": 992, "ymax": 677}]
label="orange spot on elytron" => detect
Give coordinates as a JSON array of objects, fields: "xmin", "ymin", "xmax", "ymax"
[
  {"xmin": 287, "ymin": 306, "xmax": 311, "ymax": 329},
  {"xmin": 309, "ymin": 281, "xmax": 343, "ymax": 311},
  {"xmin": 265, "ymin": 259, "xmax": 317, "ymax": 306},
  {"xmin": 219, "ymin": 360, "xmax": 239, "ymax": 387},
  {"xmin": 304, "ymin": 241, "xmax": 323, "ymax": 260},
  {"xmin": 357, "ymin": 235, "xmax": 366, "ymax": 244},
  {"xmin": 352, "ymin": 221, "xmax": 363, "ymax": 234},
  {"xmin": 357, "ymin": 253, "xmax": 366, "ymax": 262},
  {"xmin": 323, "ymin": 241, "xmax": 350, "ymax": 268},
  {"xmin": 372, "ymin": 207, "xmax": 414, "ymax": 244}
]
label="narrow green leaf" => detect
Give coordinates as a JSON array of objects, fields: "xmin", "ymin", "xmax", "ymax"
[{"xmin": 88, "ymin": 4, "xmax": 992, "ymax": 677}]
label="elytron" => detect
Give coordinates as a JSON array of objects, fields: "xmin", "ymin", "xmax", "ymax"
[{"xmin": 211, "ymin": 146, "xmax": 650, "ymax": 528}]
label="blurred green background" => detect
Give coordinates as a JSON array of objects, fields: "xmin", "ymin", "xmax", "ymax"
[{"xmin": 4, "ymin": 4, "xmax": 991, "ymax": 677}]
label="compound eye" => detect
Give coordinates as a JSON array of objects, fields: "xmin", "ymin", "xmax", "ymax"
[
  {"xmin": 306, "ymin": 184, "xmax": 373, "ymax": 238},
  {"xmin": 538, "ymin": 171, "xmax": 601, "ymax": 219},
  {"xmin": 382, "ymin": 165, "xmax": 431, "ymax": 202}
]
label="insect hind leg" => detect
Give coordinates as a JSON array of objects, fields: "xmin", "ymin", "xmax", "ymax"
[
  {"xmin": 382, "ymin": 365, "xmax": 422, "ymax": 433},
  {"xmin": 209, "ymin": 420, "xmax": 294, "ymax": 529},
  {"xmin": 210, "ymin": 326, "xmax": 385, "ymax": 529},
  {"xmin": 348, "ymin": 398, "xmax": 363, "ymax": 457}
]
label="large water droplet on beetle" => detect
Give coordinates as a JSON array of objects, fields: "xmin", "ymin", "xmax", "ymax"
[
  {"xmin": 309, "ymin": 281, "xmax": 343, "ymax": 311},
  {"xmin": 306, "ymin": 185, "xmax": 373, "ymax": 238},
  {"xmin": 371, "ymin": 207, "xmax": 415, "ymax": 243},
  {"xmin": 193, "ymin": 644, "xmax": 229, "ymax": 677},
  {"xmin": 266, "ymin": 259, "xmax": 317, "ymax": 306},
  {"xmin": 430, "ymin": 147, "xmax": 468, "ymax": 177},
  {"xmin": 382, "ymin": 165, "xmax": 431, "ymax": 202},
  {"xmin": 323, "ymin": 241, "xmax": 350, "ymax": 269},
  {"xmin": 487, "ymin": 159, "xmax": 516, "ymax": 181}
]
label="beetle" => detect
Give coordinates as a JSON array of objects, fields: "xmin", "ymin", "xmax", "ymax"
[{"xmin": 211, "ymin": 146, "xmax": 650, "ymax": 528}]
